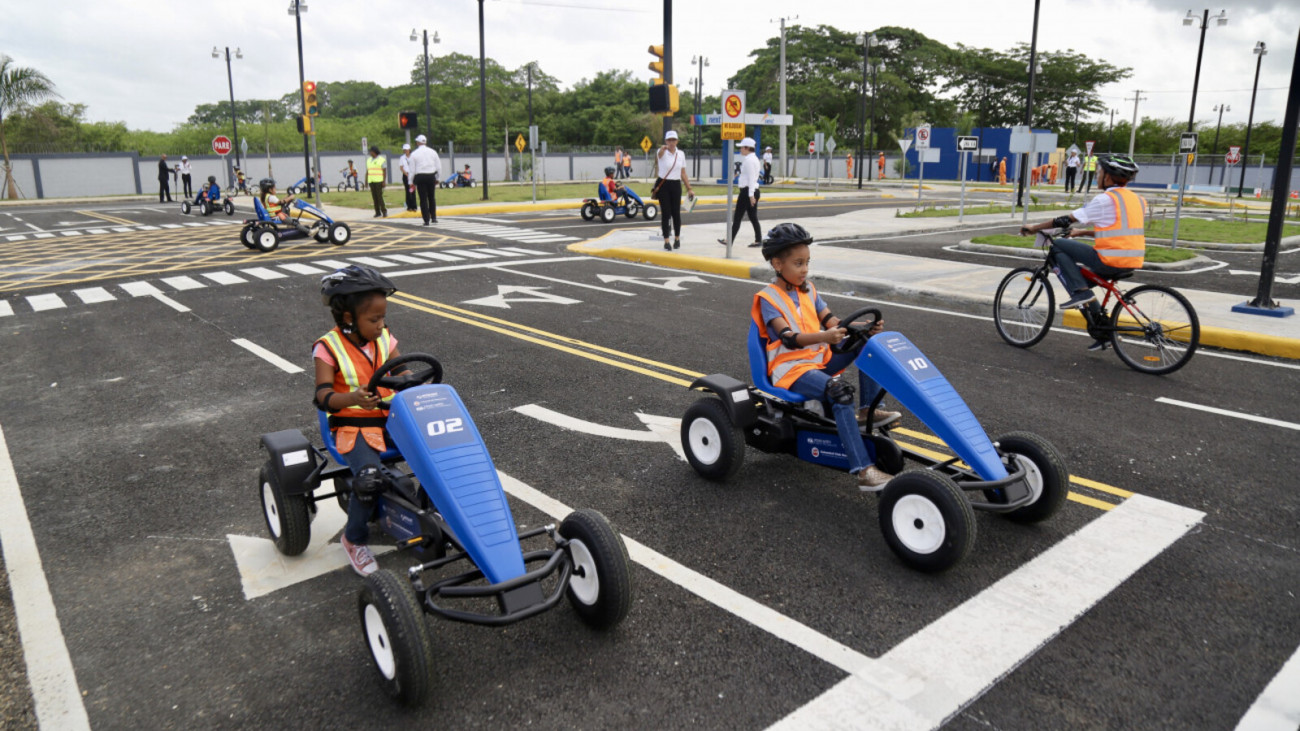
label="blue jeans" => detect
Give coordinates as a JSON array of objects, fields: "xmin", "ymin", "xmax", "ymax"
[
  {"xmin": 789, "ymin": 349, "xmax": 883, "ymax": 474},
  {"xmin": 339, "ymin": 438, "xmax": 382, "ymax": 544},
  {"xmin": 1050, "ymin": 238, "xmax": 1131, "ymax": 294}
]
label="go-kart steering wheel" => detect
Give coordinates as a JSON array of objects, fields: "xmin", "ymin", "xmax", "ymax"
[
  {"xmin": 830, "ymin": 307, "xmax": 883, "ymax": 353},
  {"xmin": 366, "ymin": 353, "xmax": 443, "ymax": 393}
]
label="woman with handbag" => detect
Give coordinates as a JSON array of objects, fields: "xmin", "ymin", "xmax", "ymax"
[{"xmin": 653, "ymin": 130, "xmax": 694, "ymax": 251}]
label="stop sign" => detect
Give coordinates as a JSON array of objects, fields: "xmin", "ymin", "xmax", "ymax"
[
  {"xmin": 1225, "ymin": 146, "xmax": 1241, "ymax": 165},
  {"xmin": 212, "ymin": 135, "xmax": 232, "ymax": 156},
  {"xmin": 807, "ymin": 141, "xmax": 816, "ymax": 154}
]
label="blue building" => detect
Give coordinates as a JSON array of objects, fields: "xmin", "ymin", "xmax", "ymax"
[{"xmin": 901, "ymin": 127, "xmax": 1058, "ymax": 183}]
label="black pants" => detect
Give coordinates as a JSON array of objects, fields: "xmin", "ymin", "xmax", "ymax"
[
  {"xmin": 1082, "ymin": 171, "xmax": 1095, "ymax": 193},
  {"xmin": 159, "ymin": 179, "xmax": 171, "ymax": 202},
  {"xmin": 1064, "ymin": 168, "xmax": 1077, "ymax": 192},
  {"xmin": 658, "ymin": 179, "xmax": 682, "ymax": 239},
  {"xmin": 730, "ymin": 187, "xmax": 761, "ymax": 243},
  {"xmin": 181, "ymin": 173, "xmax": 192, "ymax": 198},
  {"xmin": 369, "ymin": 182, "xmax": 386, "ymax": 216},
  {"xmin": 402, "ymin": 173, "xmax": 417, "ymax": 211},
  {"xmin": 413, "ymin": 173, "xmax": 437, "ymax": 223}
]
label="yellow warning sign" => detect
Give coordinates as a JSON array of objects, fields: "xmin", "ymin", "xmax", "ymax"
[
  {"xmin": 640, "ymin": 136, "xmax": 652, "ymax": 154},
  {"xmin": 515, "ymin": 134, "xmax": 526, "ymax": 153}
]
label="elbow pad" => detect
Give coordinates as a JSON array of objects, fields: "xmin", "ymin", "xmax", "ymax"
[
  {"xmin": 1052, "ymin": 215, "xmax": 1074, "ymax": 229},
  {"xmin": 779, "ymin": 329, "xmax": 800, "ymax": 349},
  {"xmin": 819, "ymin": 311, "xmax": 835, "ymax": 328}
]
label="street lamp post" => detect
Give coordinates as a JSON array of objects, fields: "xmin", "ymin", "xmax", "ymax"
[
  {"xmin": 287, "ymin": 0, "xmax": 316, "ymax": 205},
  {"xmin": 1171, "ymin": 8, "xmax": 1228, "ymax": 247},
  {"xmin": 1016, "ymin": 0, "xmax": 1042, "ymax": 211},
  {"xmin": 410, "ymin": 28, "xmax": 440, "ymax": 143},
  {"xmin": 1208, "ymin": 103, "xmax": 1229, "ymax": 186},
  {"xmin": 690, "ymin": 55, "xmax": 708, "ymax": 179},
  {"xmin": 477, "ymin": 0, "xmax": 489, "ymax": 200},
  {"xmin": 854, "ymin": 33, "xmax": 878, "ymax": 189},
  {"xmin": 212, "ymin": 46, "xmax": 243, "ymax": 172},
  {"xmin": 1238, "ymin": 42, "xmax": 1267, "ymax": 197},
  {"xmin": 870, "ymin": 60, "xmax": 883, "ymax": 183},
  {"xmin": 1106, "ymin": 108, "xmax": 1118, "ymax": 152}
]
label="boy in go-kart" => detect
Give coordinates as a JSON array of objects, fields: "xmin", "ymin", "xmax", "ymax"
[
  {"xmin": 754, "ymin": 223, "xmax": 902, "ymax": 489},
  {"xmin": 196, "ymin": 175, "xmax": 221, "ymax": 205},
  {"xmin": 313, "ymin": 265, "xmax": 405, "ymax": 576},
  {"xmin": 600, "ymin": 166, "xmax": 629, "ymax": 206}
]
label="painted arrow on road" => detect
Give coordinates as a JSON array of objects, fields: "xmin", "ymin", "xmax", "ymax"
[
  {"xmin": 596, "ymin": 274, "xmax": 710, "ymax": 291},
  {"xmin": 513, "ymin": 404, "xmax": 685, "ymax": 461},
  {"xmin": 463, "ymin": 285, "xmax": 582, "ymax": 309}
]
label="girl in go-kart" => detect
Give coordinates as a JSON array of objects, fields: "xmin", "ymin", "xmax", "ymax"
[
  {"xmin": 753, "ymin": 223, "xmax": 902, "ymax": 490},
  {"xmin": 257, "ymin": 178, "xmax": 311, "ymax": 235},
  {"xmin": 314, "ymin": 265, "xmax": 403, "ymax": 576}
]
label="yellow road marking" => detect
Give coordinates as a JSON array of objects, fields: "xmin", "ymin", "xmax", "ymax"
[
  {"xmin": 1067, "ymin": 493, "xmax": 1116, "ymax": 511},
  {"xmin": 74, "ymin": 209, "xmax": 137, "ymax": 226}
]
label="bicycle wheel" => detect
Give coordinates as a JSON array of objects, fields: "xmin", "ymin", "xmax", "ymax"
[
  {"xmin": 1109, "ymin": 284, "xmax": 1199, "ymax": 375},
  {"xmin": 994, "ymin": 266, "xmax": 1055, "ymax": 347}
]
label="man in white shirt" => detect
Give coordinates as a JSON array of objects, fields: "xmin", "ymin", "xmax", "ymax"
[
  {"xmin": 179, "ymin": 156, "xmax": 193, "ymax": 198},
  {"xmin": 762, "ymin": 146, "xmax": 774, "ymax": 183},
  {"xmin": 397, "ymin": 143, "xmax": 417, "ymax": 212},
  {"xmin": 720, "ymin": 137, "xmax": 763, "ymax": 247},
  {"xmin": 1064, "ymin": 150, "xmax": 1081, "ymax": 193},
  {"xmin": 408, "ymin": 135, "xmax": 442, "ymax": 225}
]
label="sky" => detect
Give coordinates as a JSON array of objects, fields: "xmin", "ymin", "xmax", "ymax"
[{"xmin": 2, "ymin": 0, "xmax": 1298, "ymax": 137}]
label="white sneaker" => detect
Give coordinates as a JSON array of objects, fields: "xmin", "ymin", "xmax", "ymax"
[{"xmin": 341, "ymin": 536, "xmax": 378, "ymax": 576}]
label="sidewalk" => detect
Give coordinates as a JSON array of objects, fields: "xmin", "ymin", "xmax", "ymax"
[{"xmin": 568, "ymin": 206, "xmax": 1300, "ymax": 360}]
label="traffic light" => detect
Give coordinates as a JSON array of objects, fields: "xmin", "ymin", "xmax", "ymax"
[
  {"xmin": 648, "ymin": 44, "xmax": 665, "ymax": 84},
  {"xmin": 296, "ymin": 115, "xmax": 314, "ymax": 135},
  {"xmin": 649, "ymin": 84, "xmax": 679, "ymax": 115},
  {"xmin": 303, "ymin": 81, "xmax": 319, "ymax": 116},
  {"xmin": 399, "ymin": 111, "xmax": 418, "ymax": 130}
]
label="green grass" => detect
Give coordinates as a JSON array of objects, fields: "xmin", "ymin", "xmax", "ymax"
[
  {"xmin": 1144, "ymin": 217, "xmax": 1273, "ymax": 243},
  {"xmin": 899, "ymin": 204, "xmax": 1065, "ymax": 218},
  {"xmin": 320, "ymin": 182, "xmax": 733, "ymax": 209},
  {"xmin": 969, "ymin": 234, "xmax": 1197, "ymax": 262}
]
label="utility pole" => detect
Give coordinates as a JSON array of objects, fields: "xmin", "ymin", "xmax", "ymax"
[
  {"xmin": 1016, "ymin": 0, "xmax": 1041, "ymax": 210},
  {"xmin": 1238, "ymin": 43, "xmax": 1266, "ymax": 197},
  {"xmin": 1125, "ymin": 89, "xmax": 1147, "ymax": 155},
  {"xmin": 662, "ymin": 0, "xmax": 673, "ymax": 138},
  {"xmin": 773, "ymin": 15, "xmax": 797, "ymax": 179}
]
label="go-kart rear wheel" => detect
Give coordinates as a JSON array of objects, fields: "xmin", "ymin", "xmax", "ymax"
[
  {"xmin": 580, "ymin": 202, "xmax": 597, "ymax": 221},
  {"xmin": 559, "ymin": 509, "xmax": 631, "ymax": 630},
  {"xmin": 254, "ymin": 225, "xmax": 279, "ymax": 253},
  {"xmin": 180, "ymin": 201, "xmax": 191, "ymax": 215},
  {"xmin": 642, "ymin": 203, "xmax": 658, "ymax": 220},
  {"xmin": 320, "ymin": 183, "xmax": 331, "ymax": 194},
  {"xmin": 624, "ymin": 202, "xmax": 640, "ymax": 218},
  {"xmin": 223, "ymin": 200, "xmax": 235, "ymax": 216},
  {"xmin": 240, "ymin": 224, "xmax": 256, "ymax": 249},
  {"xmin": 199, "ymin": 200, "xmax": 212, "ymax": 216},
  {"xmin": 259, "ymin": 463, "xmax": 310, "ymax": 556},
  {"xmin": 681, "ymin": 398, "xmax": 745, "ymax": 481},
  {"xmin": 600, "ymin": 206, "xmax": 616, "ymax": 223},
  {"xmin": 990, "ymin": 431, "xmax": 1069, "ymax": 524},
  {"xmin": 358, "ymin": 569, "xmax": 434, "ymax": 707},
  {"xmin": 329, "ymin": 222, "xmax": 351, "ymax": 246},
  {"xmin": 878, "ymin": 471, "xmax": 975, "ymax": 573},
  {"xmin": 870, "ymin": 435, "xmax": 906, "ymax": 476}
]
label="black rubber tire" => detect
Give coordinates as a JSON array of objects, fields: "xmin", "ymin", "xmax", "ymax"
[
  {"xmin": 580, "ymin": 202, "xmax": 596, "ymax": 221},
  {"xmin": 642, "ymin": 203, "xmax": 658, "ymax": 220},
  {"xmin": 180, "ymin": 201, "xmax": 191, "ymax": 215},
  {"xmin": 240, "ymin": 225, "xmax": 256, "ymax": 249},
  {"xmin": 358, "ymin": 569, "xmax": 434, "ymax": 707},
  {"xmin": 870, "ymin": 435, "xmax": 906, "ymax": 476},
  {"xmin": 680, "ymin": 398, "xmax": 745, "ymax": 481},
  {"xmin": 259, "ymin": 462, "xmax": 310, "ymax": 556},
  {"xmin": 254, "ymin": 225, "xmax": 279, "ymax": 253},
  {"xmin": 329, "ymin": 222, "xmax": 351, "ymax": 246},
  {"xmin": 559, "ymin": 509, "xmax": 632, "ymax": 630},
  {"xmin": 600, "ymin": 206, "xmax": 616, "ymax": 223},
  {"xmin": 994, "ymin": 266, "xmax": 1055, "ymax": 348},
  {"xmin": 223, "ymin": 200, "xmax": 235, "ymax": 215},
  {"xmin": 1109, "ymin": 284, "xmax": 1199, "ymax": 375},
  {"xmin": 199, "ymin": 200, "xmax": 212, "ymax": 216},
  {"xmin": 993, "ymin": 431, "xmax": 1069, "ymax": 524},
  {"xmin": 321, "ymin": 183, "xmax": 331, "ymax": 194},
  {"xmin": 624, "ymin": 202, "xmax": 640, "ymax": 218},
  {"xmin": 878, "ymin": 470, "xmax": 975, "ymax": 573},
  {"xmin": 314, "ymin": 225, "xmax": 331, "ymax": 243}
]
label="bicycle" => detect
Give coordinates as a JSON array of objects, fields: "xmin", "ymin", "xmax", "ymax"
[
  {"xmin": 337, "ymin": 169, "xmax": 360, "ymax": 192},
  {"xmin": 992, "ymin": 229, "xmax": 1199, "ymax": 375}
]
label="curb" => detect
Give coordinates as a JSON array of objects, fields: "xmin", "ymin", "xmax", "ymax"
[{"xmin": 954, "ymin": 241, "xmax": 1214, "ymax": 271}]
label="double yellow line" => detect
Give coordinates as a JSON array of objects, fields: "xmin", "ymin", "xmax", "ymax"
[{"xmin": 390, "ymin": 291, "xmax": 1125, "ymax": 511}]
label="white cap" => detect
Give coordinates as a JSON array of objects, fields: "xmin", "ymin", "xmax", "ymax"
[
  {"xmin": 765, "ymin": 146, "xmax": 772, "ymax": 150},
  {"xmin": 402, "ymin": 143, "xmax": 411, "ymax": 150},
  {"xmin": 415, "ymin": 134, "xmax": 427, "ymax": 143},
  {"xmin": 738, "ymin": 137, "xmax": 755, "ymax": 149},
  {"xmin": 181, "ymin": 155, "xmax": 188, "ymax": 160},
  {"xmin": 664, "ymin": 130, "xmax": 679, "ymax": 141}
]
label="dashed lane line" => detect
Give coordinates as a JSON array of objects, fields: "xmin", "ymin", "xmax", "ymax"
[{"xmin": 232, "ymin": 338, "xmax": 304, "ymax": 374}]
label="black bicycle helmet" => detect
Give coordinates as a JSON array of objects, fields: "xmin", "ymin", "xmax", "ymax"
[
  {"xmin": 258, "ymin": 177, "xmax": 276, "ymax": 193},
  {"xmin": 320, "ymin": 265, "xmax": 397, "ymax": 306},
  {"xmin": 1098, "ymin": 153, "xmax": 1139, "ymax": 180},
  {"xmin": 761, "ymin": 222, "xmax": 814, "ymax": 261},
  {"xmin": 207, "ymin": 175, "xmax": 216, "ymax": 184},
  {"xmin": 604, "ymin": 166, "xmax": 616, "ymax": 177}
]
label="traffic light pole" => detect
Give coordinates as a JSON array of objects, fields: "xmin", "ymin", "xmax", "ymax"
[
  {"xmin": 662, "ymin": 0, "xmax": 672, "ymax": 139},
  {"xmin": 478, "ymin": 0, "xmax": 489, "ymax": 201}
]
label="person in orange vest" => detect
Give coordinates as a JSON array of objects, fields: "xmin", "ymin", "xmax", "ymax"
[
  {"xmin": 998, "ymin": 157, "xmax": 1007, "ymax": 184},
  {"xmin": 614, "ymin": 147, "xmax": 625, "ymax": 179},
  {"xmin": 314, "ymin": 265, "xmax": 405, "ymax": 576},
  {"xmin": 1021, "ymin": 154, "xmax": 1147, "ymax": 347},
  {"xmin": 1049, "ymin": 162, "xmax": 1058, "ymax": 185},
  {"xmin": 623, "ymin": 148, "xmax": 633, "ymax": 178},
  {"xmin": 877, "ymin": 151, "xmax": 886, "ymax": 179},
  {"xmin": 753, "ymin": 223, "xmax": 902, "ymax": 490},
  {"xmin": 1030, "ymin": 164, "xmax": 1041, "ymax": 186},
  {"xmin": 846, "ymin": 152, "xmax": 854, "ymax": 179}
]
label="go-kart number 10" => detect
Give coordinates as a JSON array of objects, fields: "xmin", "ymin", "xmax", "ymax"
[{"xmin": 427, "ymin": 418, "xmax": 465, "ymax": 437}]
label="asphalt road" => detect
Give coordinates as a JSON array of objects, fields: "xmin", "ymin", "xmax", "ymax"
[{"xmin": 1, "ymin": 215, "xmax": 1297, "ymax": 729}]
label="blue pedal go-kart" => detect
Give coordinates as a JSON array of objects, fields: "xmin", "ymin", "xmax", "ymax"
[
  {"xmin": 580, "ymin": 183, "xmax": 658, "ymax": 223},
  {"xmin": 239, "ymin": 197, "xmax": 351, "ymax": 253},
  {"xmin": 286, "ymin": 176, "xmax": 329, "ymax": 195},
  {"xmin": 257, "ymin": 354, "xmax": 632, "ymax": 706},
  {"xmin": 180, "ymin": 190, "xmax": 236, "ymax": 217},
  {"xmin": 681, "ymin": 308, "xmax": 1068, "ymax": 572}
]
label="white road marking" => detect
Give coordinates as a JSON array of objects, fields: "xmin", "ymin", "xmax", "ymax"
[
  {"xmin": 1236, "ymin": 641, "xmax": 1300, "ymax": 730},
  {"xmin": 448, "ymin": 249, "xmax": 496, "ymax": 259},
  {"xmin": 119, "ymin": 281, "xmax": 190, "ymax": 313},
  {"xmin": 59, "ymin": 230, "xmax": 82, "ymax": 237},
  {"xmin": 161, "ymin": 276, "xmax": 206, "ymax": 291},
  {"xmin": 278, "ymin": 263, "xmax": 325, "ymax": 275},
  {"xmin": 232, "ymin": 338, "xmax": 304, "ymax": 374},
  {"xmin": 183, "ymin": 222, "xmax": 207, "ymax": 227},
  {"xmin": 240, "ymin": 267, "xmax": 287, "ymax": 280},
  {"xmin": 1156, "ymin": 397, "xmax": 1300, "ymax": 431},
  {"xmin": 203, "ymin": 271, "xmax": 246, "ymax": 285},
  {"xmin": 26, "ymin": 294, "xmax": 65, "ymax": 312},
  {"xmin": 313, "ymin": 260, "xmax": 351, "ymax": 269},
  {"xmin": 138, "ymin": 225, "xmax": 160, "ymax": 230},
  {"xmin": 462, "ymin": 284, "xmax": 582, "ymax": 309},
  {"xmin": 0, "ymin": 424, "xmax": 92, "ymax": 730},
  {"xmin": 111, "ymin": 227, "xmax": 132, "ymax": 233},
  {"xmin": 491, "ymin": 266, "xmax": 636, "ymax": 295},
  {"xmin": 347, "ymin": 256, "xmax": 397, "ymax": 267},
  {"xmin": 769, "ymin": 495, "xmax": 1204, "ymax": 731},
  {"xmin": 87, "ymin": 229, "xmax": 108, "ymax": 235},
  {"xmin": 34, "ymin": 233, "xmax": 54, "ymax": 239},
  {"xmin": 381, "ymin": 254, "xmax": 429, "ymax": 264},
  {"xmin": 414, "ymin": 251, "xmax": 465, "ymax": 261},
  {"xmin": 5, "ymin": 235, "xmax": 25, "ymax": 242},
  {"xmin": 384, "ymin": 256, "xmax": 589, "ymax": 280},
  {"xmin": 597, "ymin": 274, "xmax": 710, "ymax": 291},
  {"xmin": 72, "ymin": 287, "xmax": 115, "ymax": 304},
  {"xmin": 0, "ymin": 300, "xmax": 13, "ymax": 317},
  {"xmin": 482, "ymin": 248, "xmax": 524, "ymax": 257},
  {"xmin": 497, "ymin": 247, "xmax": 550, "ymax": 256}
]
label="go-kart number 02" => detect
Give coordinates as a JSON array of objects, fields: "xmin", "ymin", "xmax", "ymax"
[{"xmin": 427, "ymin": 418, "xmax": 464, "ymax": 436}]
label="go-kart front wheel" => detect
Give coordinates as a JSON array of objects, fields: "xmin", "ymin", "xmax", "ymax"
[
  {"xmin": 254, "ymin": 225, "xmax": 279, "ymax": 253},
  {"xmin": 240, "ymin": 224, "xmax": 256, "ymax": 249},
  {"xmin": 878, "ymin": 471, "xmax": 975, "ymax": 573},
  {"xmin": 624, "ymin": 202, "xmax": 640, "ymax": 219},
  {"xmin": 329, "ymin": 222, "xmax": 351, "ymax": 246},
  {"xmin": 642, "ymin": 203, "xmax": 659, "ymax": 220},
  {"xmin": 991, "ymin": 431, "xmax": 1068, "ymax": 524},
  {"xmin": 180, "ymin": 201, "xmax": 191, "ymax": 215},
  {"xmin": 580, "ymin": 202, "xmax": 597, "ymax": 221},
  {"xmin": 358, "ymin": 569, "xmax": 434, "ymax": 707},
  {"xmin": 681, "ymin": 398, "xmax": 745, "ymax": 481},
  {"xmin": 223, "ymin": 200, "xmax": 235, "ymax": 216},
  {"xmin": 559, "ymin": 509, "xmax": 631, "ymax": 630},
  {"xmin": 199, "ymin": 200, "xmax": 212, "ymax": 216},
  {"xmin": 259, "ymin": 463, "xmax": 310, "ymax": 556}
]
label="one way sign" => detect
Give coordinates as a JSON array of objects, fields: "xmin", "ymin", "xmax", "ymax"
[{"xmin": 957, "ymin": 136, "xmax": 979, "ymax": 152}]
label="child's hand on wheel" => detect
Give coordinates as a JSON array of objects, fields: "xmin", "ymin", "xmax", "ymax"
[
  {"xmin": 823, "ymin": 327, "xmax": 847, "ymax": 345},
  {"xmin": 350, "ymin": 389, "xmax": 380, "ymax": 408}
]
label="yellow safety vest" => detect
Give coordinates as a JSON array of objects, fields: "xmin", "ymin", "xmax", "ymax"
[
  {"xmin": 751, "ymin": 283, "xmax": 832, "ymax": 389},
  {"xmin": 1084, "ymin": 155, "xmax": 1098, "ymax": 172},
  {"xmin": 366, "ymin": 156, "xmax": 386, "ymax": 183},
  {"xmin": 1094, "ymin": 187, "xmax": 1146, "ymax": 268},
  {"xmin": 316, "ymin": 327, "xmax": 395, "ymax": 453}
]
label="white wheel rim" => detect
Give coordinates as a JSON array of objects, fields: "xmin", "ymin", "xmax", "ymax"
[
  {"xmin": 1009, "ymin": 454, "xmax": 1044, "ymax": 505},
  {"xmin": 891, "ymin": 494, "xmax": 945, "ymax": 555},
  {"xmin": 261, "ymin": 481, "xmax": 282, "ymax": 538},
  {"xmin": 259, "ymin": 232, "xmax": 276, "ymax": 248},
  {"xmin": 363, "ymin": 604, "xmax": 397, "ymax": 680},
  {"xmin": 687, "ymin": 417, "xmax": 723, "ymax": 465},
  {"xmin": 334, "ymin": 227, "xmax": 349, "ymax": 243},
  {"xmin": 567, "ymin": 538, "xmax": 600, "ymax": 606}
]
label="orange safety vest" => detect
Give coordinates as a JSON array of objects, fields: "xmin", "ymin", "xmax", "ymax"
[
  {"xmin": 615, "ymin": 150, "xmax": 623, "ymax": 164},
  {"xmin": 1093, "ymin": 187, "xmax": 1147, "ymax": 268},
  {"xmin": 316, "ymin": 327, "xmax": 396, "ymax": 453},
  {"xmin": 262, "ymin": 194, "xmax": 282, "ymax": 217},
  {"xmin": 751, "ymin": 283, "xmax": 832, "ymax": 389}
]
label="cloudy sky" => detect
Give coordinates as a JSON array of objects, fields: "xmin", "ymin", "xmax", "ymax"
[{"xmin": 2, "ymin": 0, "xmax": 1297, "ymax": 135}]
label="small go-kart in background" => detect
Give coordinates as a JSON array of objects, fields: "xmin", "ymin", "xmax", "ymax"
[
  {"xmin": 440, "ymin": 170, "xmax": 475, "ymax": 188},
  {"xmin": 180, "ymin": 191, "xmax": 236, "ymax": 217},
  {"xmin": 239, "ymin": 197, "xmax": 351, "ymax": 253},
  {"xmin": 580, "ymin": 183, "xmax": 658, "ymax": 223},
  {"xmin": 286, "ymin": 176, "xmax": 328, "ymax": 195},
  {"xmin": 256, "ymin": 354, "xmax": 632, "ymax": 706},
  {"xmin": 681, "ymin": 307, "xmax": 1069, "ymax": 573}
]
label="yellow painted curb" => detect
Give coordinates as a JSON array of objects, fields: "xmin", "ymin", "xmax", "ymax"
[
  {"xmin": 1062, "ymin": 309, "xmax": 1300, "ymax": 359},
  {"xmin": 568, "ymin": 241, "xmax": 755, "ymax": 278},
  {"xmin": 1185, "ymin": 196, "xmax": 1271, "ymax": 210}
]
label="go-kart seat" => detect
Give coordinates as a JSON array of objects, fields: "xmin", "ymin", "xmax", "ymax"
[
  {"xmin": 747, "ymin": 322, "xmax": 807, "ymax": 403},
  {"xmin": 251, "ymin": 197, "xmax": 274, "ymax": 222},
  {"xmin": 596, "ymin": 183, "xmax": 613, "ymax": 204},
  {"xmin": 317, "ymin": 409, "xmax": 402, "ymax": 465}
]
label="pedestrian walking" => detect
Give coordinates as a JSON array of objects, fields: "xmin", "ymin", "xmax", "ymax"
[
  {"xmin": 398, "ymin": 143, "xmax": 417, "ymax": 212},
  {"xmin": 998, "ymin": 157, "xmax": 1008, "ymax": 185},
  {"xmin": 1064, "ymin": 150, "xmax": 1080, "ymax": 193},
  {"xmin": 409, "ymin": 134, "xmax": 441, "ymax": 225},
  {"xmin": 179, "ymin": 155, "xmax": 193, "ymax": 198},
  {"xmin": 719, "ymin": 137, "xmax": 762, "ymax": 247},
  {"xmin": 614, "ymin": 147, "xmax": 625, "ymax": 179},
  {"xmin": 762, "ymin": 146, "xmax": 774, "ymax": 183},
  {"xmin": 622, "ymin": 148, "xmax": 633, "ymax": 179},
  {"xmin": 652, "ymin": 130, "xmax": 693, "ymax": 251},
  {"xmin": 157, "ymin": 154, "xmax": 173, "ymax": 202},
  {"xmin": 1081, "ymin": 152, "xmax": 1098, "ymax": 194},
  {"xmin": 846, "ymin": 152, "xmax": 854, "ymax": 180},
  {"xmin": 366, "ymin": 145, "xmax": 387, "ymax": 218},
  {"xmin": 878, "ymin": 152, "xmax": 886, "ymax": 180}
]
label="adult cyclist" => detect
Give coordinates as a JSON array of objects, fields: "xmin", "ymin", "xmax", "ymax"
[{"xmin": 1020, "ymin": 153, "xmax": 1147, "ymax": 350}]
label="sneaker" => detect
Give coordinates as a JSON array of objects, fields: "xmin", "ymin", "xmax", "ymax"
[
  {"xmin": 664, "ymin": 240, "xmax": 672, "ymax": 251},
  {"xmin": 857, "ymin": 408, "xmax": 902, "ymax": 427},
  {"xmin": 341, "ymin": 536, "xmax": 378, "ymax": 576},
  {"xmin": 856, "ymin": 465, "xmax": 894, "ymax": 491},
  {"xmin": 717, "ymin": 238, "xmax": 728, "ymax": 246},
  {"xmin": 673, "ymin": 238, "xmax": 680, "ymax": 249},
  {"xmin": 1061, "ymin": 290, "xmax": 1097, "ymax": 309},
  {"xmin": 1087, "ymin": 339, "xmax": 1110, "ymax": 352},
  {"xmin": 748, "ymin": 241, "xmax": 762, "ymax": 247}
]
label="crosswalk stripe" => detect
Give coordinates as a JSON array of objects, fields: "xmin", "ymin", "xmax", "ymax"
[
  {"xmin": 138, "ymin": 226, "xmax": 160, "ymax": 231},
  {"xmin": 34, "ymin": 233, "xmax": 55, "ymax": 239},
  {"xmin": 498, "ymin": 247, "xmax": 550, "ymax": 256},
  {"xmin": 382, "ymin": 254, "xmax": 429, "ymax": 264},
  {"xmin": 183, "ymin": 222, "xmax": 207, "ymax": 227},
  {"xmin": 87, "ymin": 229, "xmax": 108, "ymax": 234},
  {"xmin": 348, "ymin": 256, "xmax": 397, "ymax": 267},
  {"xmin": 73, "ymin": 287, "xmax": 115, "ymax": 304},
  {"xmin": 5, "ymin": 235, "xmax": 25, "ymax": 242},
  {"xmin": 0, "ymin": 300, "xmax": 11, "ymax": 317},
  {"xmin": 203, "ymin": 271, "xmax": 246, "ymax": 285},
  {"xmin": 278, "ymin": 263, "xmax": 325, "ymax": 275},
  {"xmin": 313, "ymin": 260, "xmax": 351, "ymax": 269},
  {"xmin": 121, "ymin": 281, "xmax": 163, "ymax": 297},
  {"xmin": 448, "ymin": 250, "xmax": 495, "ymax": 259},
  {"xmin": 241, "ymin": 267, "xmax": 287, "ymax": 280},
  {"xmin": 414, "ymin": 251, "xmax": 464, "ymax": 262},
  {"xmin": 111, "ymin": 227, "xmax": 132, "ymax": 233},
  {"xmin": 161, "ymin": 276, "xmax": 206, "ymax": 291},
  {"xmin": 160, "ymin": 224, "xmax": 182, "ymax": 229},
  {"xmin": 27, "ymin": 294, "xmax": 66, "ymax": 312},
  {"xmin": 60, "ymin": 231, "xmax": 83, "ymax": 237},
  {"xmin": 481, "ymin": 248, "xmax": 523, "ymax": 257}
]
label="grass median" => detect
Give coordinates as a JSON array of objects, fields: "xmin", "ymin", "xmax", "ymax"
[
  {"xmin": 1144, "ymin": 217, "xmax": 1276, "ymax": 244},
  {"xmin": 321, "ymin": 182, "xmax": 733, "ymax": 209},
  {"xmin": 969, "ymin": 234, "xmax": 1197, "ymax": 263}
]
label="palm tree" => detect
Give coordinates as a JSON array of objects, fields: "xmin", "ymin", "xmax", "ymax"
[{"xmin": 1, "ymin": 55, "xmax": 59, "ymax": 199}]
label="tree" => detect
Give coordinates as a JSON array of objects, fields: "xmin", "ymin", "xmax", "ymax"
[{"xmin": 0, "ymin": 55, "xmax": 59, "ymax": 198}]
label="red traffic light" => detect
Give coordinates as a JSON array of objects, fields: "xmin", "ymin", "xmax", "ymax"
[
  {"xmin": 399, "ymin": 111, "xmax": 418, "ymax": 130},
  {"xmin": 303, "ymin": 81, "xmax": 316, "ymax": 93}
]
